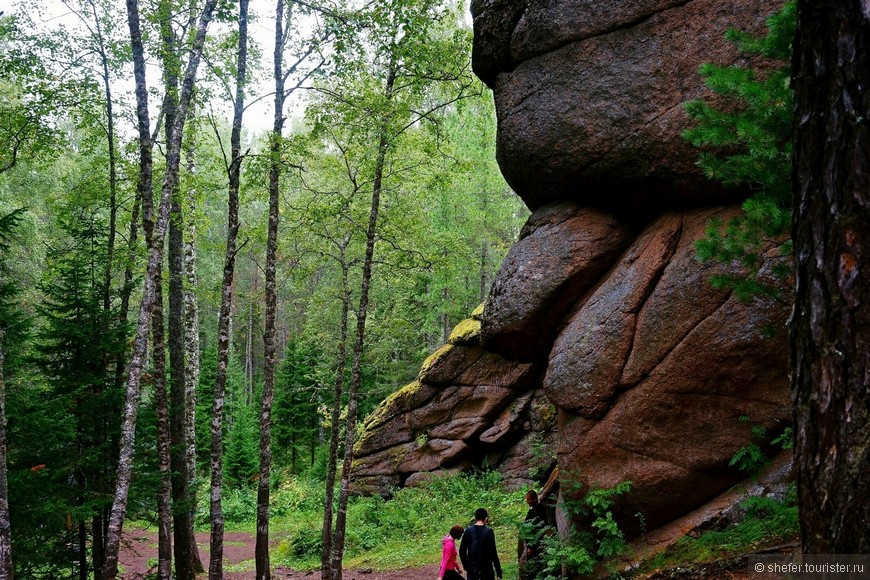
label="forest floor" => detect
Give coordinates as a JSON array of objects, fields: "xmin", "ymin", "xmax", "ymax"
[
  {"xmin": 118, "ymin": 528, "xmax": 783, "ymax": 579},
  {"xmin": 119, "ymin": 529, "xmax": 439, "ymax": 579}
]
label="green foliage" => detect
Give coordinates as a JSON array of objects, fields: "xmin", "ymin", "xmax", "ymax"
[
  {"xmin": 269, "ymin": 470, "xmax": 519, "ymax": 572},
  {"xmin": 643, "ymin": 487, "xmax": 798, "ymax": 572},
  {"xmin": 684, "ymin": 2, "xmax": 796, "ymax": 299},
  {"xmin": 0, "ymin": 15, "xmax": 56, "ymax": 172},
  {"xmin": 224, "ymin": 395, "xmax": 259, "ymax": 488},
  {"xmin": 730, "ymin": 416, "xmax": 793, "ymax": 474},
  {"xmin": 0, "ymin": 208, "xmax": 27, "ymax": 364},
  {"xmin": 273, "ymin": 338, "xmax": 324, "ymax": 473},
  {"xmin": 538, "ymin": 480, "xmax": 635, "ymax": 578},
  {"xmin": 7, "ymin": 204, "xmax": 127, "ymax": 577}
]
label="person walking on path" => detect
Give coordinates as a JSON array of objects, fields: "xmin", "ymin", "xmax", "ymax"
[
  {"xmin": 459, "ymin": 508, "xmax": 502, "ymax": 580},
  {"xmin": 438, "ymin": 524, "xmax": 465, "ymax": 580}
]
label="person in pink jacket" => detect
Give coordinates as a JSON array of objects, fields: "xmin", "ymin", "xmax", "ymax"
[{"xmin": 438, "ymin": 525, "xmax": 465, "ymax": 580}]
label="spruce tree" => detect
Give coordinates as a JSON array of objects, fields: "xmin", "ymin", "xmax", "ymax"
[
  {"xmin": 0, "ymin": 208, "xmax": 25, "ymax": 580},
  {"xmin": 33, "ymin": 209, "xmax": 126, "ymax": 578}
]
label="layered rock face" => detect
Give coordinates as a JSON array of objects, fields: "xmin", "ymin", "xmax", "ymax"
[{"xmin": 352, "ymin": 0, "xmax": 789, "ymax": 537}]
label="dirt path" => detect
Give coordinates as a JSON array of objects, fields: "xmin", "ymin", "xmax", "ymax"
[{"xmin": 119, "ymin": 529, "xmax": 439, "ymax": 579}]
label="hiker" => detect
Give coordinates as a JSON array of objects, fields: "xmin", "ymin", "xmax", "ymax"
[
  {"xmin": 438, "ymin": 524, "xmax": 465, "ymax": 580},
  {"xmin": 459, "ymin": 508, "xmax": 502, "ymax": 580},
  {"xmin": 519, "ymin": 489, "xmax": 548, "ymax": 579}
]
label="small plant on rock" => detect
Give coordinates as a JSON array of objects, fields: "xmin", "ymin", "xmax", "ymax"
[{"xmin": 537, "ymin": 480, "xmax": 636, "ymax": 578}]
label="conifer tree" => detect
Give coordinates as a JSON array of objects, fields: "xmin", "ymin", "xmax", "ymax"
[
  {"xmin": 0, "ymin": 208, "xmax": 25, "ymax": 580},
  {"xmin": 684, "ymin": 1, "xmax": 795, "ymax": 299},
  {"xmin": 35, "ymin": 210, "xmax": 126, "ymax": 579}
]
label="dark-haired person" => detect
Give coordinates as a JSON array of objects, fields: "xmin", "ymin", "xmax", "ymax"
[
  {"xmin": 459, "ymin": 508, "xmax": 502, "ymax": 580},
  {"xmin": 520, "ymin": 489, "xmax": 548, "ymax": 579},
  {"xmin": 438, "ymin": 524, "xmax": 465, "ymax": 580}
]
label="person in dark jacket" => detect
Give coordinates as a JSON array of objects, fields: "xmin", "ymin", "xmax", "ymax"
[
  {"xmin": 519, "ymin": 490, "xmax": 548, "ymax": 579},
  {"xmin": 459, "ymin": 508, "xmax": 502, "ymax": 580}
]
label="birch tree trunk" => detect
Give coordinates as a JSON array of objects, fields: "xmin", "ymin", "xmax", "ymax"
[
  {"xmin": 0, "ymin": 329, "xmax": 13, "ymax": 580},
  {"xmin": 210, "ymin": 1, "xmax": 248, "ymax": 577},
  {"xmin": 103, "ymin": 1, "xmax": 218, "ymax": 576},
  {"xmin": 330, "ymin": 68, "xmax": 396, "ymax": 580},
  {"xmin": 154, "ymin": 280, "xmax": 173, "ymax": 580},
  {"xmin": 320, "ymin": 238, "xmax": 350, "ymax": 580},
  {"xmin": 257, "ymin": 1, "xmax": 284, "ymax": 574},
  {"xmin": 791, "ymin": 0, "xmax": 870, "ymax": 553},
  {"xmin": 161, "ymin": 4, "xmax": 202, "ymax": 575},
  {"xmin": 182, "ymin": 119, "xmax": 202, "ymax": 577},
  {"xmin": 254, "ymin": 0, "xmax": 289, "ymax": 580}
]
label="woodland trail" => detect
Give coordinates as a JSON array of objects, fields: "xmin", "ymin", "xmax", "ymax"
[{"xmin": 119, "ymin": 529, "xmax": 439, "ymax": 579}]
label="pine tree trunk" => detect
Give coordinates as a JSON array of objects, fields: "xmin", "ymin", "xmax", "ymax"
[
  {"xmin": 0, "ymin": 329, "xmax": 13, "ymax": 580},
  {"xmin": 103, "ymin": 2, "xmax": 218, "ymax": 576},
  {"xmin": 211, "ymin": 2, "xmax": 249, "ymax": 576},
  {"xmin": 330, "ymin": 67, "xmax": 396, "ymax": 580},
  {"xmin": 791, "ymin": 0, "xmax": 870, "ymax": 554}
]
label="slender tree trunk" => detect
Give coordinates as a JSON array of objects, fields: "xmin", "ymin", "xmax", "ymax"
[
  {"xmin": 257, "ymin": 2, "xmax": 284, "ymax": 575},
  {"xmin": 103, "ymin": 2, "xmax": 218, "ymax": 576},
  {"xmin": 246, "ymin": 296, "xmax": 254, "ymax": 405},
  {"xmin": 90, "ymin": 0, "xmax": 118, "ymax": 322},
  {"xmin": 330, "ymin": 67, "xmax": 396, "ymax": 580},
  {"xmin": 160, "ymin": 5, "xmax": 201, "ymax": 576},
  {"xmin": 154, "ymin": 280, "xmax": 173, "ymax": 580},
  {"xmin": 211, "ymin": 2, "xmax": 249, "ymax": 577},
  {"xmin": 182, "ymin": 120, "xmax": 202, "ymax": 575},
  {"xmin": 259, "ymin": 0, "xmax": 291, "ymax": 572},
  {"xmin": 102, "ymin": 3, "xmax": 155, "ymax": 577},
  {"xmin": 152, "ymin": 9, "xmax": 176, "ymax": 572},
  {"xmin": 791, "ymin": 0, "xmax": 870, "ymax": 554},
  {"xmin": 77, "ymin": 519, "xmax": 87, "ymax": 580},
  {"xmin": 321, "ymin": 239, "xmax": 350, "ymax": 580},
  {"xmin": 84, "ymin": 4, "xmax": 119, "ymax": 577},
  {"xmin": 0, "ymin": 330, "xmax": 13, "ymax": 580}
]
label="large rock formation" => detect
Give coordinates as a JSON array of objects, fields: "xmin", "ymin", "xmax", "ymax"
[
  {"xmin": 473, "ymin": 0, "xmax": 781, "ymax": 212},
  {"xmin": 352, "ymin": 0, "xmax": 790, "ymax": 544}
]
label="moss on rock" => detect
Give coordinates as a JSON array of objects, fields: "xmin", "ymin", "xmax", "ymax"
[
  {"xmin": 448, "ymin": 317, "xmax": 481, "ymax": 345},
  {"xmin": 419, "ymin": 343, "xmax": 454, "ymax": 379}
]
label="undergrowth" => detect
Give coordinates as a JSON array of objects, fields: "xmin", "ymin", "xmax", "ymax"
[
  {"xmin": 195, "ymin": 470, "xmax": 522, "ymax": 575},
  {"xmin": 183, "ymin": 470, "xmax": 797, "ymax": 578},
  {"xmin": 634, "ymin": 487, "xmax": 799, "ymax": 576}
]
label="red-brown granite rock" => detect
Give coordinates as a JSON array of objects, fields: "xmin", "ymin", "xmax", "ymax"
[{"xmin": 481, "ymin": 202, "xmax": 631, "ymax": 361}]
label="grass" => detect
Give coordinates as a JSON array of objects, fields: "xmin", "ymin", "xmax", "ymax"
[
  {"xmin": 629, "ymin": 491, "xmax": 800, "ymax": 577},
  {"xmin": 134, "ymin": 473, "xmax": 798, "ymax": 580},
  {"xmin": 194, "ymin": 470, "xmax": 524, "ymax": 576}
]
